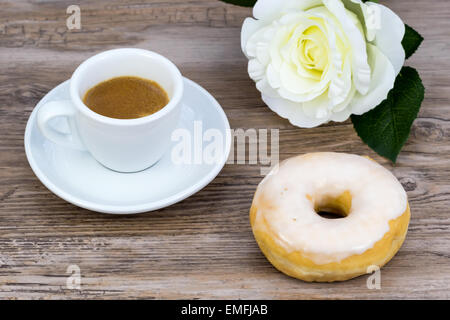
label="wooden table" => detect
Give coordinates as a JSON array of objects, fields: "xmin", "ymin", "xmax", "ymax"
[{"xmin": 0, "ymin": 0, "xmax": 449, "ymax": 300}]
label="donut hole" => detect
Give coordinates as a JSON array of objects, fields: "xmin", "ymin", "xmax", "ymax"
[{"xmin": 312, "ymin": 191, "xmax": 352, "ymax": 219}]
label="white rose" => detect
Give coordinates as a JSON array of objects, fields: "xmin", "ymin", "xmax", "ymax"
[{"xmin": 241, "ymin": 0, "xmax": 405, "ymax": 127}]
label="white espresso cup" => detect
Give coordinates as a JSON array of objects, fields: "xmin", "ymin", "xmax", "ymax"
[{"xmin": 37, "ymin": 48, "xmax": 184, "ymax": 172}]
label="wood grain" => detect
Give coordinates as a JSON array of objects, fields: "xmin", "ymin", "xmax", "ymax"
[{"xmin": 0, "ymin": 0, "xmax": 449, "ymax": 299}]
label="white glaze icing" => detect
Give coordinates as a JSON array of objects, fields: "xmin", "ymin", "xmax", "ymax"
[{"xmin": 253, "ymin": 152, "xmax": 408, "ymax": 265}]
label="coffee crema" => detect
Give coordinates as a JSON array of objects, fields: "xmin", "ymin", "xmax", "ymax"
[{"xmin": 83, "ymin": 76, "xmax": 169, "ymax": 119}]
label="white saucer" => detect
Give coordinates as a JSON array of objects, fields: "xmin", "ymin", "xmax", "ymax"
[{"xmin": 24, "ymin": 78, "xmax": 231, "ymax": 214}]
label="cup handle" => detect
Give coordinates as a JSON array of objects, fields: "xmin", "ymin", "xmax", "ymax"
[{"xmin": 37, "ymin": 100, "xmax": 86, "ymax": 150}]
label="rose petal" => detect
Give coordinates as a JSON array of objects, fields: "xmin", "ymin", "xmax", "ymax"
[
  {"xmin": 278, "ymin": 62, "xmax": 329, "ymax": 102},
  {"xmin": 256, "ymin": 77, "xmax": 280, "ymax": 98},
  {"xmin": 266, "ymin": 63, "xmax": 282, "ymax": 89},
  {"xmin": 323, "ymin": 0, "xmax": 371, "ymax": 95},
  {"xmin": 262, "ymin": 94, "xmax": 327, "ymax": 128},
  {"xmin": 329, "ymin": 104, "xmax": 352, "ymax": 122},
  {"xmin": 286, "ymin": 0, "xmax": 324, "ymax": 12},
  {"xmin": 350, "ymin": 44, "xmax": 395, "ymax": 115},
  {"xmin": 241, "ymin": 17, "xmax": 264, "ymax": 57},
  {"xmin": 254, "ymin": 0, "xmax": 324, "ymax": 22},
  {"xmin": 256, "ymin": 41, "xmax": 271, "ymax": 65},
  {"xmin": 341, "ymin": 0, "xmax": 376, "ymax": 41},
  {"xmin": 332, "ymin": 84, "xmax": 356, "ymax": 113},
  {"xmin": 302, "ymin": 91, "xmax": 332, "ymax": 119},
  {"xmin": 244, "ymin": 25, "xmax": 269, "ymax": 58},
  {"xmin": 302, "ymin": 81, "xmax": 355, "ymax": 121},
  {"xmin": 279, "ymin": 62, "xmax": 319, "ymax": 95},
  {"xmin": 328, "ymin": 55, "xmax": 352, "ymax": 106},
  {"xmin": 248, "ymin": 59, "xmax": 266, "ymax": 81},
  {"xmin": 253, "ymin": 0, "xmax": 285, "ymax": 21},
  {"xmin": 371, "ymin": 3, "xmax": 405, "ymax": 75}
]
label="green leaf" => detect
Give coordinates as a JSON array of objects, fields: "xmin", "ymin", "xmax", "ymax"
[
  {"xmin": 402, "ymin": 24, "xmax": 424, "ymax": 59},
  {"xmin": 218, "ymin": 0, "xmax": 256, "ymax": 7},
  {"xmin": 351, "ymin": 67, "xmax": 425, "ymax": 163}
]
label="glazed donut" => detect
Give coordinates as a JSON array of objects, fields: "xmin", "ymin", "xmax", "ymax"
[{"xmin": 250, "ymin": 152, "xmax": 410, "ymax": 282}]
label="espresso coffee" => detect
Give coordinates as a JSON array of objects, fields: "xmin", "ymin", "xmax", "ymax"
[{"xmin": 83, "ymin": 76, "xmax": 169, "ymax": 119}]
